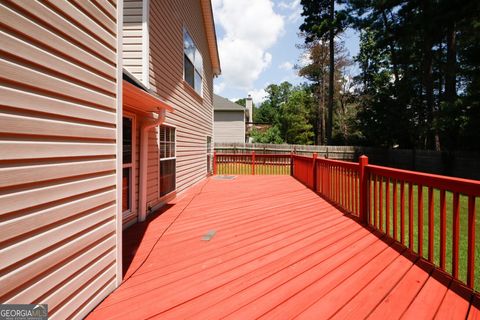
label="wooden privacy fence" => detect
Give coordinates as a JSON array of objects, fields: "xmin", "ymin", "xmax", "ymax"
[{"xmin": 214, "ymin": 151, "xmax": 480, "ymax": 292}]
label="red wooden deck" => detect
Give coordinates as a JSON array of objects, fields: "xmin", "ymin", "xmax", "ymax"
[{"xmin": 87, "ymin": 176, "xmax": 480, "ymax": 319}]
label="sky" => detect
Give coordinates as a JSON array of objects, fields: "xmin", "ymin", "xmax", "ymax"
[{"xmin": 211, "ymin": 0, "xmax": 360, "ymax": 104}]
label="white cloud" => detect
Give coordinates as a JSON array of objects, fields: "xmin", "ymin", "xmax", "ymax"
[
  {"xmin": 279, "ymin": 61, "xmax": 294, "ymax": 71},
  {"xmin": 249, "ymin": 88, "xmax": 267, "ymax": 104},
  {"xmin": 214, "ymin": 82, "xmax": 226, "ymax": 94},
  {"xmin": 278, "ymin": 0, "xmax": 301, "ymax": 23},
  {"xmin": 213, "ymin": 0, "xmax": 284, "ymax": 90}
]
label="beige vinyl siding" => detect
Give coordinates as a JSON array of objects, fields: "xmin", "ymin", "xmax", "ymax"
[
  {"xmin": 214, "ymin": 111, "xmax": 246, "ymax": 143},
  {"xmin": 149, "ymin": 0, "xmax": 213, "ymax": 193},
  {"xmin": 123, "ymin": 0, "xmax": 143, "ymax": 82},
  {"xmin": 0, "ymin": 1, "xmax": 119, "ymax": 319}
]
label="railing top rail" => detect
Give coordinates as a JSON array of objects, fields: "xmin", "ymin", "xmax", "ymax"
[
  {"xmin": 316, "ymin": 157, "xmax": 360, "ymax": 170},
  {"xmin": 292, "ymin": 154, "xmax": 313, "ymax": 160},
  {"xmin": 367, "ymin": 164, "xmax": 480, "ymax": 196}
]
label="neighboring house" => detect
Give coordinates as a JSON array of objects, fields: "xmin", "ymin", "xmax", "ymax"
[
  {"xmin": 213, "ymin": 94, "xmax": 247, "ymax": 143},
  {"xmin": 0, "ymin": 0, "xmax": 220, "ymax": 319}
]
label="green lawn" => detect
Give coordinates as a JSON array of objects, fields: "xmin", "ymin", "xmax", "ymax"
[{"xmin": 368, "ymin": 180, "xmax": 480, "ymax": 291}]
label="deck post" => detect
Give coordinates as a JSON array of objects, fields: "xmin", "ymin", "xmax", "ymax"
[
  {"xmin": 252, "ymin": 151, "xmax": 256, "ymax": 175},
  {"xmin": 213, "ymin": 151, "xmax": 217, "ymax": 175},
  {"xmin": 290, "ymin": 151, "xmax": 294, "ymax": 176},
  {"xmin": 312, "ymin": 153, "xmax": 318, "ymax": 191},
  {"xmin": 359, "ymin": 155, "xmax": 369, "ymax": 224}
]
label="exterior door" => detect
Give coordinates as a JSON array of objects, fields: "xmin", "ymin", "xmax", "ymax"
[{"xmin": 122, "ymin": 116, "xmax": 133, "ymax": 216}]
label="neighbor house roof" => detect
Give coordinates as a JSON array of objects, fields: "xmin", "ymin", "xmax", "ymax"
[
  {"xmin": 200, "ymin": 0, "xmax": 221, "ymax": 76},
  {"xmin": 213, "ymin": 94, "xmax": 246, "ymax": 111}
]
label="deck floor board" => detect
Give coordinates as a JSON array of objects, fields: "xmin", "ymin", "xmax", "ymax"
[{"xmin": 86, "ymin": 176, "xmax": 478, "ymax": 320}]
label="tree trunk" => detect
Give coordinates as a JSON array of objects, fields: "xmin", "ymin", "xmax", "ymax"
[
  {"xmin": 421, "ymin": 0, "xmax": 436, "ymax": 150},
  {"xmin": 445, "ymin": 22, "xmax": 456, "ymax": 103},
  {"xmin": 327, "ymin": 0, "xmax": 334, "ymax": 144},
  {"xmin": 382, "ymin": 10, "xmax": 399, "ymax": 84}
]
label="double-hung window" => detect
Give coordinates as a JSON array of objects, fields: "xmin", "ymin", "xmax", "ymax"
[
  {"xmin": 159, "ymin": 125, "xmax": 176, "ymax": 197},
  {"xmin": 183, "ymin": 29, "xmax": 203, "ymax": 96}
]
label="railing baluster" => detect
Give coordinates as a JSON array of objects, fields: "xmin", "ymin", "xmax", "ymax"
[
  {"xmin": 393, "ymin": 179, "xmax": 398, "ymax": 241},
  {"xmin": 452, "ymin": 192, "xmax": 460, "ymax": 278},
  {"xmin": 386, "ymin": 177, "xmax": 390, "ymax": 236},
  {"xmin": 440, "ymin": 189, "xmax": 446, "ymax": 270},
  {"xmin": 379, "ymin": 176, "xmax": 383, "ymax": 231},
  {"xmin": 418, "ymin": 184, "xmax": 423, "ymax": 257},
  {"xmin": 467, "ymin": 195, "xmax": 476, "ymax": 289},
  {"xmin": 401, "ymin": 181, "xmax": 405, "ymax": 245},
  {"xmin": 374, "ymin": 174, "xmax": 378, "ymax": 228},
  {"xmin": 409, "ymin": 182, "xmax": 414, "ymax": 250},
  {"xmin": 428, "ymin": 187, "xmax": 434, "ymax": 263}
]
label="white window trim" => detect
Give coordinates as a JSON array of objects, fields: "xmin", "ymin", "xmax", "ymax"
[
  {"xmin": 158, "ymin": 123, "xmax": 177, "ymax": 198},
  {"xmin": 182, "ymin": 27, "xmax": 203, "ymax": 97},
  {"xmin": 142, "ymin": 0, "xmax": 150, "ymax": 88},
  {"xmin": 116, "ymin": 0, "xmax": 124, "ymax": 286},
  {"xmin": 122, "ymin": 112, "xmax": 137, "ymax": 219}
]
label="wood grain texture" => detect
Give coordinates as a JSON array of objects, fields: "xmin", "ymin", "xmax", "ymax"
[{"xmin": 86, "ymin": 176, "xmax": 477, "ymax": 320}]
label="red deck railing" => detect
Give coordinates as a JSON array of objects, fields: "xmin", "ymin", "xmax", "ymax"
[
  {"xmin": 213, "ymin": 152, "xmax": 292, "ymax": 175},
  {"xmin": 214, "ymin": 151, "xmax": 480, "ymax": 292}
]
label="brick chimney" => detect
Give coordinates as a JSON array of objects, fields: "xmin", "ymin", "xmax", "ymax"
[{"xmin": 246, "ymin": 94, "xmax": 253, "ymax": 123}]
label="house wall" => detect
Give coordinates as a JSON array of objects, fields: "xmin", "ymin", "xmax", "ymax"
[
  {"xmin": 214, "ymin": 111, "xmax": 246, "ymax": 143},
  {"xmin": 123, "ymin": 0, "xmax": 144, "ymax": 82},
  {"xmin": 149, "ymin": 0, "xmax": 214, "ymax": 193},
  {"xmin": 0, "ymin": 1, "xmax": 120, "ymax": 319}
]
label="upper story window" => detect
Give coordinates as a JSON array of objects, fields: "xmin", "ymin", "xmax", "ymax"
[{"xmin": 183, "ymin": 29, "xmax": 203, "ymax": 96}]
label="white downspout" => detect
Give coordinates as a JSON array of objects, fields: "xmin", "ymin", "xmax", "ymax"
[{"xmin": 139, "ymin": 110, "xmax": 165, "ymax": 222}]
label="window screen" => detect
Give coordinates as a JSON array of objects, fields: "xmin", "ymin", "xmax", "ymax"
[{"xmin": 160, "ymin": 125, "xmax": 176, "ymax": 196}]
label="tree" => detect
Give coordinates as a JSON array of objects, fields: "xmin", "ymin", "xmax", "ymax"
[
  {"xmin": 347, "ymin": 0, "xmax": 480, "ymax": 151},
  {"xmin": 252, "ymin": 82, "xmax": 316, "ymax": 145},
  {"xmin": 298, "ymin": 39, "xmax": 353, "ymax": 145},
  {"xmin": 300, "ymin": 0, "xmax": 348, "ymax": 144}
]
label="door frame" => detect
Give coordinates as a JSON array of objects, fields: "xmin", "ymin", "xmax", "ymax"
[{"xmin": 122, "ymin": 112, "xmax": 137, "ymax": 221}]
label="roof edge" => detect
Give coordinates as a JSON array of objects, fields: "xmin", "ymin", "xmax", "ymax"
[{"xmin": 200, "ymin": 0, "xmax": 221, "ymax": 76}]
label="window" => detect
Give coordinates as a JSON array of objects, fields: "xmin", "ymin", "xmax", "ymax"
[
  {"xmin": 122, "ymin": 116, "xmax": 133, "ymax": 213},
  {"xmin": 159, "ymin": 125, "xmax": 176, "ymax": 197},
  {"xmin": 183, "ymin": 29, "xmax": 203, "ymax": 96}
]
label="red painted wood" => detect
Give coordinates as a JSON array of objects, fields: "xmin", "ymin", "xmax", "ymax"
[
  {"xmin": 401, "ymin": 270, "xmax": 452, "ymax": 319},
  {"xmin": 467, "ymin": 195, "xmax": 476, "ymax": 288},
  {"xmin": 251, "ymin": 151, "xmax": 255, "ymax": 175},
  {"xmin": 440, "ymin": 189, "xmax": 447, "ymax": 270},
  {"xmin": 386, "ymin": 177, "xmax": 390, "ymax": 236},
  {"xmin": 86, "ymin": 176, "xmax": 475, "ymax": 320},
  {"xmin": 393, "ymin": 179, "xmax": 398, "ymax": 241},
  {"xmin": 401, "ymin": 180, "xmax": 405, "ymax": 244},
  {"xmin": 409, "ymin": 182, "xmax": 414, "ymax": 250},
  {"xmin": 213, "ymin": 151, "xmax": 217, "ymax": 174},
  {"xmin": 367, "ymin": 164, "xmax": 480, "ymax": 197},
  {"xmin": 428, "ymin": 186, "xmax": 434, "ymax": 263},
  {"xmin": 418, "ymin": 184, "xmax": 423, "ymax": 256},
  {"xmin": 379, "ymin": 176, "xmax": 383, "ymax": 231},
  {"xmin": 359, "ymin": 155, "xmax": 368, "ymax": 224},
  {"xmin": 435, "ymin": 281, "xmax": 474, "ymax": 319},
  {"xmin": 367, "ymin": 260, "xmax": 433, "ymax": 319},
  {"xmin": 374, "ymin": 174, "xmax": 378, "ymax": 228},
  {"xmin": 452, "ymin": 192, "xmax": 460, "ymax": 278}
]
